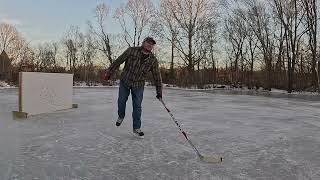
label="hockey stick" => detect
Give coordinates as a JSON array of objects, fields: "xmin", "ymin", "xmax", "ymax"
[{"xmin": 159, "ymin": 98, "xmax": 223, "ymax": 163}]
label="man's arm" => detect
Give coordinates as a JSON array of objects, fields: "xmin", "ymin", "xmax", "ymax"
[
  {"xmin": 106, "ymin": 47, "xmax": 131, "ymax": 78},
  {"xmin": 151, "ymin": 59, "xmax": 162, "ymax": 99}
]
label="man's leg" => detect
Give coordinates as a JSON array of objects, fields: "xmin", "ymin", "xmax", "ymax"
[
  {"xmin": 131, "ymin": 86, "xmax": 144, "ymax": 129},
  {"xmin": 117, "ymin": 81, "xmax": 130, "ymax": 120}
]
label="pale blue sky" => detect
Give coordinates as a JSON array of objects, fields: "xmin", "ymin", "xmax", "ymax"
[{"xmin": 0, "ymin": 0, "xmax": 128, "ymax": 44}]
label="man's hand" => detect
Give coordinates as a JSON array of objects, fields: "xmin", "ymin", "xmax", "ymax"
[{"xmin": 156, "ymin": 93, "xmax": 162, "ymax": 100}]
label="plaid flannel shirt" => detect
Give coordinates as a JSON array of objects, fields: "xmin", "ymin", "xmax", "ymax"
[{"xmin": 108, "ymin": 47, "xmax": 162, "ymax": 95}]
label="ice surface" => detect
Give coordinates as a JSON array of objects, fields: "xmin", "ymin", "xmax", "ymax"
[{"xmin": 0, "ymin": 87, "xmax": 320, "ymax": 180}]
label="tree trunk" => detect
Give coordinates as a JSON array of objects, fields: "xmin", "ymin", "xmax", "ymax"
[
  {"xmin": 264, "ymin": 53, "xmax": 272, "ymax": 91},
  {"xmin": 212, "ymin": 58, "xmax": 216, "ymax": 84},
  {"xmin": 318, "ymin": 61, "xmax": 320, "ymax": 92},
  {"xmin": 288, "ymin": 62, "xmax": 293, "ymax": 93},
  {"xmin": 170, "ymin": 38, "xmax": 175, "ymax": 83},
  {"xmin": 250, "ymin": 59, "xmax": 254, "ymax": 89},
  {"xmin": 106, "ymin": 35, "xmax": 113, "ymax": 64},
  {"xmin": 188, "ymin": 29, "xmax": 193, "ymax": 86}
]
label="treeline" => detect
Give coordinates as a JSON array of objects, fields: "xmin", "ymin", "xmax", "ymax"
[
  {"xmin": 0, "ymin": 0, "xmax": 319, "ymax": 92},
  {"xmin": 223, "ymin": 0, "xmax": 319, "ymax": 92}
]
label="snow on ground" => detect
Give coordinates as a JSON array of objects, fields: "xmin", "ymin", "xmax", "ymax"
[
  {"xmin": 0, "ymin": 87, "xmax": 320, "ymax": 180},
  {"xmin": 0, "ymin": 81, "xmax": 15, "ymax": 89}
]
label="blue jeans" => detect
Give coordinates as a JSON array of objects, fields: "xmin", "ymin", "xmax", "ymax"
[{"xmin": 117, "ymin": 81, "xmax": 144, "ymax": 129}]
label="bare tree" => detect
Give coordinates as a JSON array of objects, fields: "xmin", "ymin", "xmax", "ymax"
[
  {"xmin": 302, "ymin": 0, "xmax": 318, "ymax": 91},
  {"xmin": 204, "ymin": 21, "xmax": 218, "ymax": 84},
  {"xmin": 34, "ymin": 42, "xmax": 59, "ymax": 72},
  {"xmin": 91, "ymin": 3, "xmax": 113, "ymax": 65},
  {"xmin": 246, "ymin": 0, "xmax": 275, "ymax": 91},
  {"xmin": 163, "ymin": 0, "xmax": 217, "ymax": 85},
  {"xmin": 114, "ymin": 0, "xmax": 155, "ymax": 47},
  {"xmin": 154, "ymin": 0, "xmax": 181, "ymax": 83},
  {"xmin": 8, "ymin": 38, "xmax": 34, "ymax": 74},
  {"xmin": 0, "ymin": 23, "xmax": 32, "ymax": 66},
  {"xmin": 272, "ymin": 0, "xmax": 307, "ymax": 93},
  {"xmin": 52, "ymin": 42, "xmax": 58, "ymax": 67},
  {"xmin": 0, "ymin": 23, "xmax": 19, "ymax": 52},
  {"xmin": 224, "ymin": 8, "xmax": 248, "ymax": 85},
  {"xmin": 273, "ymin": 17, "xmax": 287, "ymax": 89},
  {"xmin": 63, "ymin": 26, "xmax": 81, "ymax": 73},
  {"xmin": 246, "ymin": 28, "xmax": 258, "ymax": 89},
  {"xmin": 79, "ymin": 30, "xmax": 96, "ymax": 85}
]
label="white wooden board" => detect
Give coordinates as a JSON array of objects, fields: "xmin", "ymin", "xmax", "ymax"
[{"xmin": 20, "ymin": 72, "xmax": 73, "ymax": 115}]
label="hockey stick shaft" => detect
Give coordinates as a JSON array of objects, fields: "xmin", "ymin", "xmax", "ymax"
[{"xmin": 159, "ymin": 98, "xmax": 202, "ymax": 158}]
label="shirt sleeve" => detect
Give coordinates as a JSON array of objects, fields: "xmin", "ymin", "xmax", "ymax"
[
  {"xmin": 107, "ymin": 47, "xmax": 131, "ymax": 76},
  {"xmin": 151, "ymin": 58, "xmax": 162, "ymax": 95}
]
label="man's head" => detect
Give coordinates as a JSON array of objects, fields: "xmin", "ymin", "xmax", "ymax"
[{"xmin": 142, "ymin": 37, "xmax": 156, "ymax": 52}]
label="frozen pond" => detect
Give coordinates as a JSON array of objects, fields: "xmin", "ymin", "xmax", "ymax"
[{"xmin": 0, "ymin": 87, "xmax": 319, "ymax": 180}]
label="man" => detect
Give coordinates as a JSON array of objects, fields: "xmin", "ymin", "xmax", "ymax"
[{"xmin": 103, "ymin": 37, "xmax": 162, "ymax": 138}]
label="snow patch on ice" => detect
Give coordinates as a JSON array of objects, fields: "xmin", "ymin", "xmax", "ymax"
[{"xmin": 0, "ymin": 81, "xmax": 15, "ymax": 89}]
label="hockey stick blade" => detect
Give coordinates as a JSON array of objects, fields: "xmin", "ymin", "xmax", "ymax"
[{"xmin": 200, "ymin": 154, "xmax": 223, "ymax": 163}]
